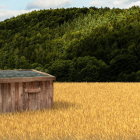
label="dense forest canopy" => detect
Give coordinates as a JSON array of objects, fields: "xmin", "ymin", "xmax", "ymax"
[{"xmin": 0, "ymin": 6, "xmax": 140, "ymax": 81}]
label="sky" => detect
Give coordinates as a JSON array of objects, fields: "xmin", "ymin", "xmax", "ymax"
[{"xmin": 0, "ymin": 0, "xmax": 140, "ymax": 21}]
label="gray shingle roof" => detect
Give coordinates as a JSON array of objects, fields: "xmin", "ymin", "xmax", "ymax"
[{"xmin": 0, "ymin": 70, "xmax": 49, "ymax": 78}]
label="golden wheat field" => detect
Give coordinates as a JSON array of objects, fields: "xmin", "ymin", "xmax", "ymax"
[{"xmin": 0, "ymin": 82, "xmax": 140, "ymax": 140}]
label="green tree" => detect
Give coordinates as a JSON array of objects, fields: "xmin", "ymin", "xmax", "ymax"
[{"xmin": 48, "ymin": 59, "xmax": 74, "ymax": 81}]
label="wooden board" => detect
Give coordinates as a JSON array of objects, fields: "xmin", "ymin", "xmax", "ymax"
[
  {"xmin": 47, "ymin": 81, "xmax": 51, "ymax": 108},
  {"xmin": 2, "ymin": 83, "xmax": 11, "ymax": 112},
  {"xmin": 10, "ymin": 83, "xmax": 16, "ymax": 112},
  {"xmin": 18, "ymin": 83, "xmax": 23, "ymax": 111},
  {"xmin": 23, "ymin": 83, "xmax": 29, "ymax": 111},
  {"xmin": 15, "ymin": 83, "xmax": 19, "ymax": 111},
  {"xmin": 41, "ymin": 81, "xmax": 46, "ymax": 109},
  {"xmin": 0, "ymin": 84, "xmax": 2, "ymax": 112},
  {"xmin": 50, "ymin": 81, "xmax": 54, "ymax": 107}
]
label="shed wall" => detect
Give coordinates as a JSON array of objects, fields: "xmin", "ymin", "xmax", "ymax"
[{"xmin": 0, "ymin": 80, "xmax": 53, "ymax": 113}]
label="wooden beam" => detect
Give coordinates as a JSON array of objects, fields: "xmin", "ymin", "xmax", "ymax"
[
  {"xmin": 0, "ymin": 77, "xmax": 55, "ymax": 83},
  {"xmin": 32, "ymin": 69, "xmax": 56, "ymax": 80},
  {"xmin": 24, "ymin": 88, "xmax": 41, "ymax": 93}
]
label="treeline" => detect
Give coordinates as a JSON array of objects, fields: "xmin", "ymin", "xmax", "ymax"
[{"xmin": 0, "ymin": 6, "xmax": 140, "ymax": 81}]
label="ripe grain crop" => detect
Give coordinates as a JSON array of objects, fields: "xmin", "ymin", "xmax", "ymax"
[{"xmin": 0, "ymin": 82, "xmax": 140, "ymax": 140}]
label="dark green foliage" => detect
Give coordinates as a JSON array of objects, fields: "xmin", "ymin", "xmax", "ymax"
[
  {"xmin": 0, "ymin": 7, "xmax": 140, "ymax": 81},
  {"xmin": 48, "ymin": 59, "xmax": 74, "ymax": 81},
  {"xmin": 72, "ymin": 56, "xmax": 108, "ymax": 82},
  {"xmin": 109, "ymin": 54, "xmax": 138, "ymax": 81}
]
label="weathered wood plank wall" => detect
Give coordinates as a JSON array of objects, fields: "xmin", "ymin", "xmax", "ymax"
[{"xmin": 0, "ymin": 80, "xmax": 53, "ymax": 113}]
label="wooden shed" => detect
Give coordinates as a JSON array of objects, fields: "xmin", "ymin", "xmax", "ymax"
[{"xmin": 0, "ymin": 69, "xmax": 55, "ymax": 113}]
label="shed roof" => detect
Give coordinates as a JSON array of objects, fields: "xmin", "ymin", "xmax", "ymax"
[
  {"xmin": 0, "ymin": 70, "xmax": 49, "ymax": 78},
  {"xmin": 0, "ymin": 69, "xmax": 55, "ymax": 83}
]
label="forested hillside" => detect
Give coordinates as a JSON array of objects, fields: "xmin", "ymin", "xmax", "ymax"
[{"xmin": 0, "ymin": 6, "xmax": 140, "ymax": 81}]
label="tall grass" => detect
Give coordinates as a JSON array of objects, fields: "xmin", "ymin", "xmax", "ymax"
[{"xmin": 0, "ymin": 83, "xmax": 140, "ymax": 140}]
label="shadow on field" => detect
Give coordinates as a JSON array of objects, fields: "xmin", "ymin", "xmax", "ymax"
[{"xmin": 51, "ymin": 100, "xmax": 81, "ymax": 110}]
